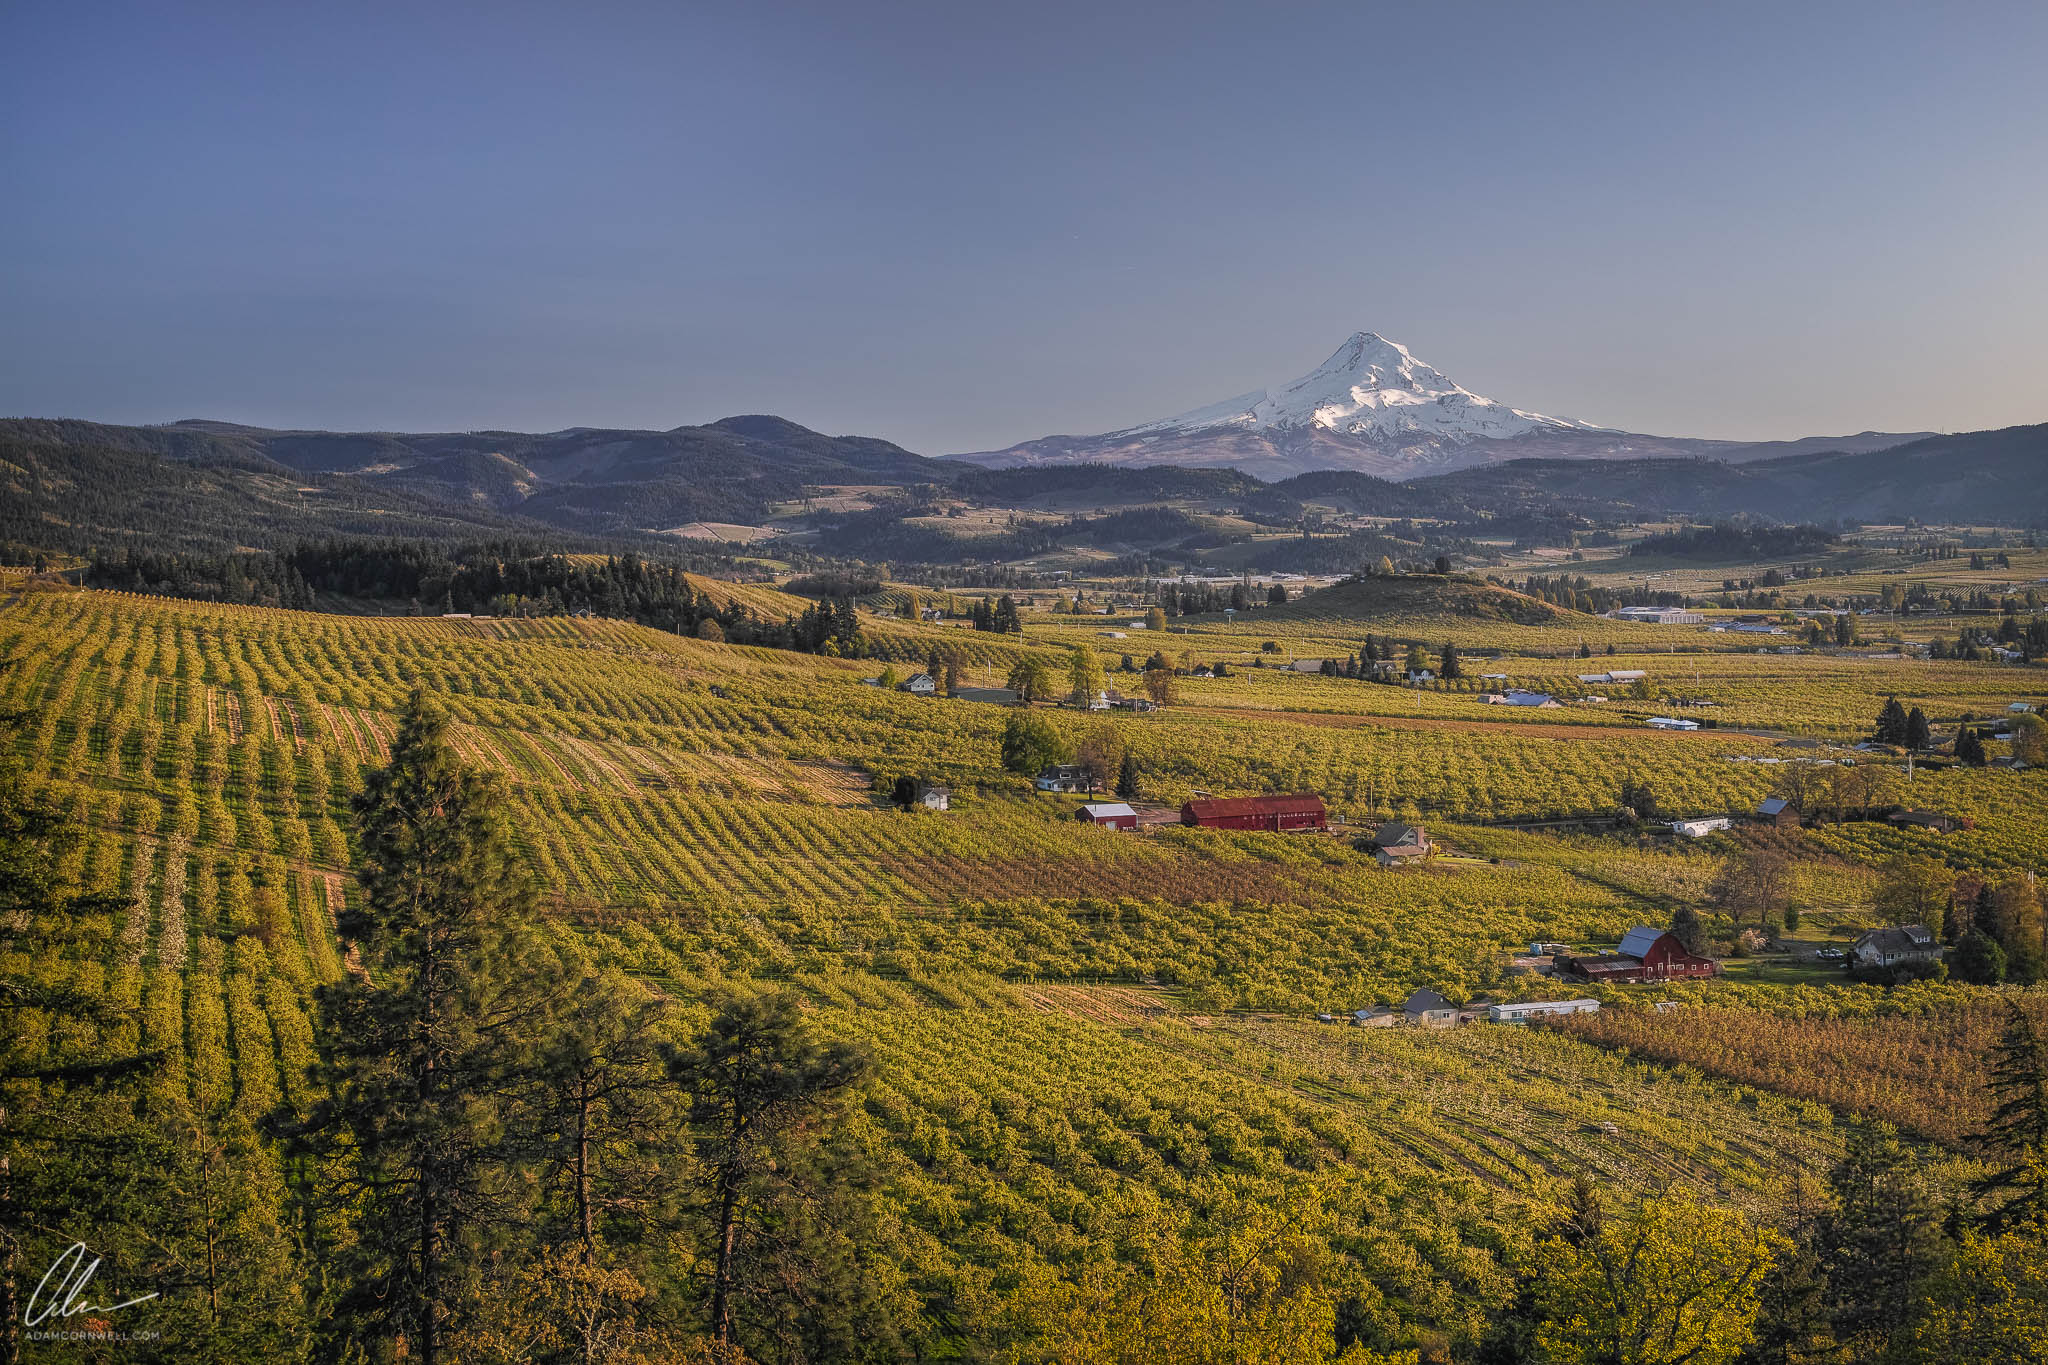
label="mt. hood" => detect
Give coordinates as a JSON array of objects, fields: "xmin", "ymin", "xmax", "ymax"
[{"xmin": 950, "ymin": 332, "xmax": 1928, "ymax": 480}]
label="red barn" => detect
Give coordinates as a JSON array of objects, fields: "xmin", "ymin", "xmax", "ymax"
[
  {"xmin": 1561, "ymin": 926, "xmax": 1719, "ymax": 984},
  {"xmin": 1076, "ymin": 802, "xmax": 1139, "ymax": 831},
  {"xmin": 1179, "ymin": 793, "xmax": 1327, "ymax": 832}
]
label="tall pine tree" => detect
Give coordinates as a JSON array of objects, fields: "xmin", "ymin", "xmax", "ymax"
[
  {"xmin": 1975, "ymin": 1001, "xmax": 2048, "ymax": 1231},
  {"xmin": 670, "ymin": 990, "xmax": 889, "ymax": 1361},
  {"xmin": 301, "ymin": 687, "xmax": 558, "ymax": 1365}
]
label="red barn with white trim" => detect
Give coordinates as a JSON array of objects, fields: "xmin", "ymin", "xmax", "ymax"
[
  {"xmin": 1561, "ymin": 926, "xmax": 1719, "ymax": 983},
  {"xmin": 1179, "ymin": 794, "xmax": 1327, "ymax": 832}
]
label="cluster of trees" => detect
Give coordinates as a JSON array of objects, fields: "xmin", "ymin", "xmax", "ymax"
[
  {"xmin": 2, "ymin": 692, "xmax": 890, "ymax": 1364},
  {"xmin": 1630, "ymin": 523, "xmax": 1838, "ymax": 561},
  {"xmin": 781, "ymin": 571, "xmax": 882, "ymax": 599},
  {"xmin": 1873, "ymin": 696, "xmax": 1933, "ymax": 751},
  {"xmin": 997, "ymin": 711, "xmax": 1138, "ymax": 796},
  {"xmin": 1494, "ymin": 573, "xmax": 1691, "ymax": 615},
  {"xmin": 1144, "ymin": 580, "xmax": 1304, "ymax": 616},
  {"xmin": 1927, "ymin": 614, "xmax": 2048, "ymax": 661},
  {"xmin": 966, "ymin": 594, "xmax": 1022, "ymax": 632},
  {"xmin": 85, "ymin": 541, "xmax": 875, "ymax": 656},
  {"xmin": 1509, "ymin": 1010, "xmax": 2048, "ymax": 1365},
  {"xmin": 1913, "ymin": 860, "xmax": 2048, "ymax": 985}
]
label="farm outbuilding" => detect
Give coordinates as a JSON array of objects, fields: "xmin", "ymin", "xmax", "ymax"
[
  {"xmin": 1180, "ymin": 793, "xmax": 1327, "ymax": 832},
  {"xmin": 1076, "ymin": 802, "xmax": 1138, "ymax": 831},
  {"xmin": 1755, "ymin": 797, "xmax": 1800, "ymax": 827}
]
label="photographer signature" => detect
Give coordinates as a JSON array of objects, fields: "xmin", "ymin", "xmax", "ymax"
[{"xmin": 24, "ymin": 1243, "xmax": 159, "ymax": 1326}]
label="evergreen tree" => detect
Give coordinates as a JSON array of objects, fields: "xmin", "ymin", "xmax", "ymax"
[
  {"xmin": 1440, "ymin": 642, "xmax": 1462, "ymax": 680},
  {"xmin": 1820, "ymin": 1123, "xmax": 1945, "ymax": 1353},
  {"xmin": 1974, "ymin": 1001, "xmax": 2048, "ymax": 1231},
  {"xmin": 1951, "ymin": 929, "xmax": 2007, "ymax": 985},
  {"xmin": 1904, "ymin": 706, "xmax": 1932, "ymax": 751},
  {"xmin": 1746, "ymin": 1180, "xmax": 1832, "ymax": 1365},
  {"xmin": 1955, "ymin": 726, "xmax": 1986, "ymax": 765},
  {"xmin": 147, "ymin": 1105, "xmax": 310, "ymax": 1361},
  {"xmin": 1670, "ymin": 904, "xmax": 1707, "ymax": 956},
  {"xmin": 300, "ymin": 688, "xmax": 557, "ymax": 1365},
  {"xmin": 497, "ymin": 968, "xmax": 688, "ymax": 1359},
  {"xmin": 1877, "ymin": 696, "xmax": 1908, "ymax": 745},
  {"xmin": 669, "ymin": 990, "xmax": 887, "ymax": 1361},
  {"xmin": 1115, "ymin": 753, "xmax": 1139, "ymax": 800}
]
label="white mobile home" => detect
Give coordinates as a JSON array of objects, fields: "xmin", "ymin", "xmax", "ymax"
[{"xmin": 1488, "ymin": 999, "xmax": 1600, "ymax": 1024}]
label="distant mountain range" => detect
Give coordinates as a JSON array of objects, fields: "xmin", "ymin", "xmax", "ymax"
[
  {"xmin": 949, "ymin": 332, "xmax": 1936, "ymax": 480},
  {"xmin": 0, "ymin": 414, "xmax": 935, "ymax": 544},
  {"xmin": 2, "ymin": 399, "xmax": 2041, "ymax": 566}
]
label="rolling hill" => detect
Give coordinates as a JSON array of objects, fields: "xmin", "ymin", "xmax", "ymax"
[
  {"xmin": 1242, "ymin": 573, "xmax": 1576, "ymax": 629},
  {"xmin": 0, "ymin": 413, "xmax": 949, "ymax": 540}
]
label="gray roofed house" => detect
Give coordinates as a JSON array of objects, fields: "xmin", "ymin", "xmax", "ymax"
[
  {"xmin": 1369, "ymin": 821, "xmax": 1431, "ymax": 865},
  {"xmin": 1402, "ymin": 988, "xmax": 1459, "ymax": 1027},
  {"xmin": 1852, "ymin": 924, "xmax": 1942, "ymax": 970}
]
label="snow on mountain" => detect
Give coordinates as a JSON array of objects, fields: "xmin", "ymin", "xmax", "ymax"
[
  {"xmin": 1119, "ymin": 332, "xmax": 1611, "ymax": 444},
  {"xmin": 947, "ymin": 332, "xmax": 1936, "ymax": 480}
]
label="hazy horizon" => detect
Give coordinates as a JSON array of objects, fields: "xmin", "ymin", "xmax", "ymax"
[{"xmin": 5, "ymin": 1, "xmax": 2045, "ymax": 454}]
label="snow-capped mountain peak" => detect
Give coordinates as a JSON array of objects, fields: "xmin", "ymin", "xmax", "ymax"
[
  {"xmin": 948, "ymin": 329, "xmax": 1925, "ymax": 481},
  {"xmin": 1120, "ymin": 331, "xmax": 1608, "ymax": 442}
]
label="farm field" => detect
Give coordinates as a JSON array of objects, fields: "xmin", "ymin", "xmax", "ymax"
[{"xmin": 5, "ymin": 573, "xmax": 2046, "ymax": 1360}]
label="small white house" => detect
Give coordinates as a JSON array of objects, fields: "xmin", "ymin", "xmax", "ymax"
[
  {"xmin": 1670, "ymin": 816, "xmax": 1733, "ymax": 838},
  {"xmin": 2011, "ymin": 702, "xmax": 2039, "ymax": 714},
  {"xmin": 1852, "ymin": 924, "xmax": 1941, "ymax": 970},
  {"xmin": 899, "ymin": 673, "xmax": 937, "ymax": 695},
  {"xmin": 1035, "ymin": 765, "xmax": 1087, "ymax": 793},
  {"xmin": 917, "ymin": 782, "xmax": 951, "ymax": 812},
  {"xmin": 1646, "ymin": 716, "xmax": 1699, "ymax": 731},
  {"xmin": 1488, "ymin": 999, "xmax": 1600, "ymax": 1024}
]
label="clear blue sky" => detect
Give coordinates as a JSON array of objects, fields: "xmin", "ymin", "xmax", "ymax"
[{"xmin": 4, "ymin": 0, "xmax": 2044, "ymax": 452}]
